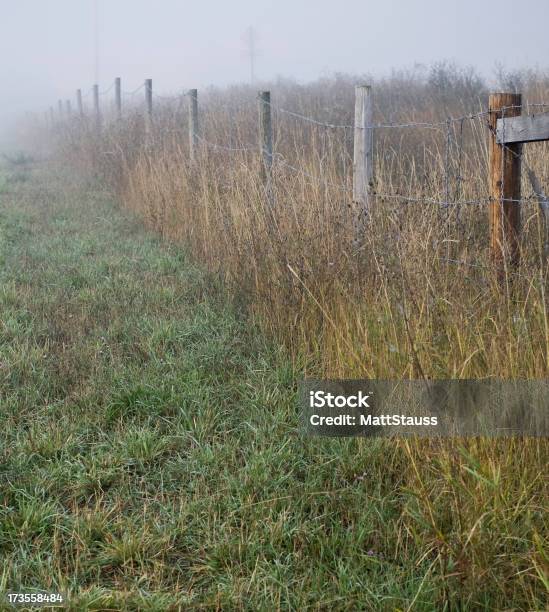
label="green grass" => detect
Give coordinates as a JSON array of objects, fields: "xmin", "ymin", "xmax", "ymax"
[{"xmin": 0, "ymin": 162, "xmax": 546, "ymax": 610}]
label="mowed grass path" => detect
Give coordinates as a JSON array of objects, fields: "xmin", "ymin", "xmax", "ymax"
[{"xmin": 0, "ymin": 163, "xmax": 544, "ymax": 611}]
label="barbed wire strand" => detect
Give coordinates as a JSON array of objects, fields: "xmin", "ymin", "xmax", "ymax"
[
  {"xmin": 264, "ymin": 98, "xmax": 549, "ymax": 131},
  {"xmin": 98, "ymin": 82, "xmax": 115, "ymax": 96},
  {"xmin": 122, "ymin": 83, "xmax": 145, "ymax": 96}
]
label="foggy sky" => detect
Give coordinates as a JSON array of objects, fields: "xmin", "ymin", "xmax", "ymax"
[{"xmin": 1, "ymin": 0, "xmax": 548, "ymax": 122}]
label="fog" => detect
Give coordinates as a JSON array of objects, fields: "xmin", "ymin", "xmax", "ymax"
[{"xmin": 1, "ymin": 0, "xmax": 548, "ymax": 129}]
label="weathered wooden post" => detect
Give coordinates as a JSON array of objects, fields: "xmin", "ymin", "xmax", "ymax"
[
  {"xmin": 76, "ymin": 89, "xmax": 84, "ymax": 118},
  {"xmin": 93, "ymin": 84, "xmax": 100, "ymax": 130},
  {"xmin": 258, "ymin": 90, "xmax": 273, "ymax": 203},
  {"xmin": 188, "ymin": 89, "xmax": 198, "ymax": 161},
  {"xmin": 115, "ymin": 77, "xmax": 122, "ymax": 119},
  {"xmin": 145, "ymin": 79, "xmax": 153, "ymax": 133},
  {"xmin": 353, "ymin": 85, "xmax": 373, "ymax": 235},
  {"xmin": 58, "ymin": 100, "xmax": 63, "ymax": 118},
  {"xmin": 489, "ymin": 92, "xmax": 522, "ymax": 268}
]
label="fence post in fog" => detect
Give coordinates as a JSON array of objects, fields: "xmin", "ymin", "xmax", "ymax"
[
  {"xmin": 49, "ymin": 107, "xmax": 55, "ymax": 127},
  {"xmin": 93, "ymin": 84, "xmax": 100, "ymax": 131},
  {"xmin": 188, "ymin": 89, "xmax": 199, "ymax": 161},
  {"xmin": 145, "ymin": 79, "xmax": 153, "ymax": 134},
  {"xmin": 353, "ymin": 85, "xmax": 373, "ymax": 235},
  {"xmin": 58, "ymin": 100, "xmax": 63, "ymax": 119},
  {"xmin": 76, "ymin": 89, "xmax": 83, "ymax": 118},
  {"xmin": 488, "ymin": 92, "xmax": 522, "ymax": 269},
  {"xmin": 258, "ymin": 91, "xmax": 273, "ymax": 204},
  {"xmin": 115, "ymin": 77, "xmax": 122, "ymax": 119}
]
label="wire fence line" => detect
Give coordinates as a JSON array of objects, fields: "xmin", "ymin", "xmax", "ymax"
[
  {"xmin": 64, "ymin": 77, "xmax": 549, "ymax": 129},
  {"xmin": 98, "ymin": 82, "xmax": 115, "ymax": 96},
  {"xmin": 122, "ymin": 83, "xmax": 145, "ymax": 97},
  {"xmin": 57, "ymin": 91, "xmax": 548, "ymax": 140},
  {"xmin": 52, "ymin": 80, "xmax": 549, "ymax": 230},
  {"xmin": 183, "ymin": 138, "xmax": 543, "ymax": 208},
  {"xmin": 264, "ymin": 99, "xmax": 549, "ymax": 131},
  {"xmin": 151, "ymin": 89, "xmax": 189, "ymax": 101},
  {"xmin": 46, "ymin": 79, "xmax": 549, "ymax": 287},
  {"xmin": 264, "ymin": 100, "xmax": 487, "ymax": 131},
  {"xmin": 208, "ymin": 98, "xmax": 546, "ymax": 209},
  {"xmin": 187, "ymin": 135, "xmax": 541, "ymax": 210}
]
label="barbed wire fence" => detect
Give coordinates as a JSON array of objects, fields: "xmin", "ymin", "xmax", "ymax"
[{"xmin": 46, "ymin": 78, "xmax": 549, "ymax": 282}]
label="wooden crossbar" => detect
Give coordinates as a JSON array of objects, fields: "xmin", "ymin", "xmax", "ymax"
[{"xmin": 496, "ymin": 114, "xmax": 549, "ymax": 145}]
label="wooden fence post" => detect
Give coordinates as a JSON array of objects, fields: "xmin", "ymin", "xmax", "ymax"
[
  {"xmin": 76, "ymin": 89, "xmax": 83, "ymax": 118},
  {"xmin": 145, "ymin": 79, "xmax": 153, "ymax": 133},
  {"xmin": 258, "ymin": 91, "xmax": 273, "ymax": 203},
  {"xmin": 353, "ymin": 85, "xmax": 373, "ymax": 233},
  {"xmin": 188, "ymin": 89, "xmax": 198, "ymax": 161},
  {"xmin": 489, "ymin": 92, "xmax": 522, "ymax": 268},
  {"xmin": 93, "ymin": 84, "xmax": 100, "ymax": 130},
  {"xmin": 58, "ymin": 100, "xmax": 63, "ymax": 118},
  {"xmin": 115, "ymin": 77, "xmax": 122, "ymax": 119}
]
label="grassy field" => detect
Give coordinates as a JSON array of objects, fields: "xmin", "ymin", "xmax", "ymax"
[{"xmin": 0, "ymin": 155, "xmax": 547, "ymax": 606}]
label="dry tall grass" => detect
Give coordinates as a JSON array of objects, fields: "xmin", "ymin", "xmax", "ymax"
[
  {"xmin": 46, "ymin": 65, "xmax": 549, "ymax": 605},
  {"xmin": 56, "ymin": 66, "xmax": 549, "ymax": 380}
]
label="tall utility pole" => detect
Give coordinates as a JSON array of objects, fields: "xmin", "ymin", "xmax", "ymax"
[
  {"xmin": 93, "ymin": 0, "xmax": 99, "ymax": 85},
  {"xmin": 243, "ymin": 26, "xmax": 258, "ymax": 86}
]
